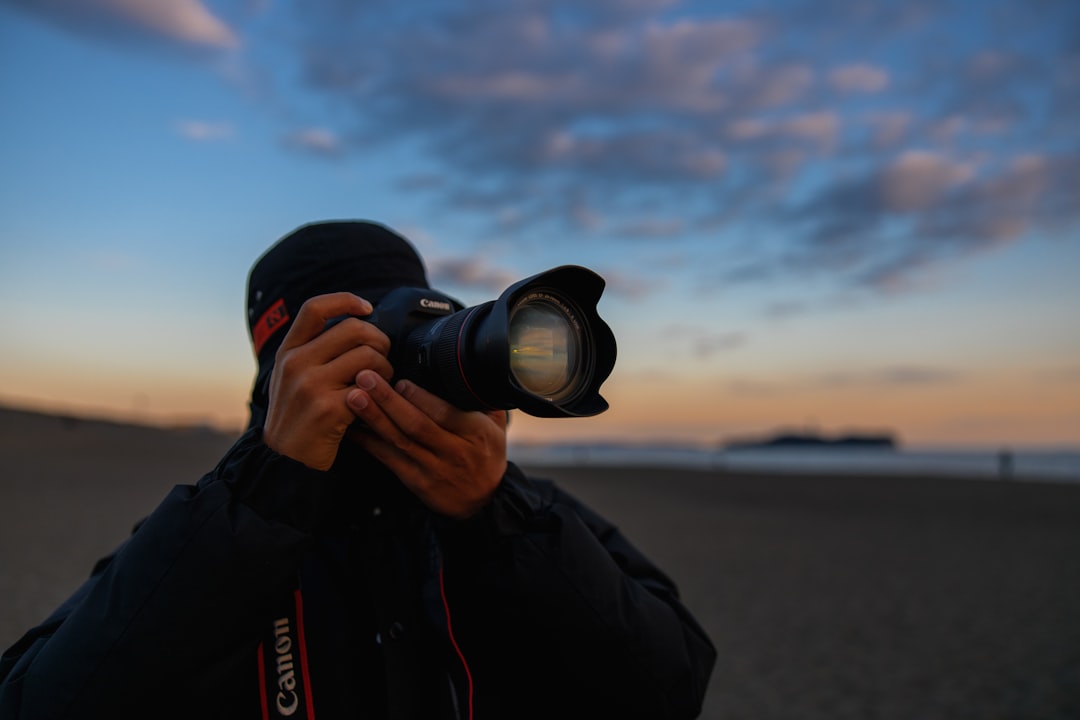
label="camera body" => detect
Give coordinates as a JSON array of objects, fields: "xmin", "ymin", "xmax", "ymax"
[{"xmin": 362, "ymin": 285, "xmax": 468, "ymax": 400}]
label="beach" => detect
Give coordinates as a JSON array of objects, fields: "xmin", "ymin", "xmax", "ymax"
[{"xmin": 2, "ymin": 406, "xmax": 1079, "ymax": 719}]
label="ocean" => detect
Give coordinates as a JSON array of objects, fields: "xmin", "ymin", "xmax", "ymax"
[{"xmin": 507, "ymin": 443, "xmax": 1080, "ymax": 483}]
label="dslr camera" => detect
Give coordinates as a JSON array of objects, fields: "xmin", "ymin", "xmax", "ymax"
[{"xmin": 353, "ymin": 266, "xmax": 616, "ymax": 418}]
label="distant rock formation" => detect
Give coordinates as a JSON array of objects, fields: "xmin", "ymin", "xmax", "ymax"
[{"xmin": 724, "ymin": 430, "xmax": 898, "ymax": 451}]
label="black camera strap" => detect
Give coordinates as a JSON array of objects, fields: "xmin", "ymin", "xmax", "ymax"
[{"xmin": 257, "ymin": 586, "xmax": 315, "ymax": 719}]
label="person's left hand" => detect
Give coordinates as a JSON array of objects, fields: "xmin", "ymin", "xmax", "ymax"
[{"xmin": 345, "ymin": 369, "xmax": 508, "ymax": 519}]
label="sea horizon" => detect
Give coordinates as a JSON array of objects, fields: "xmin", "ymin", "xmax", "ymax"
[
  {"xmin": 2, "ymin": 401, "xmax": 1077, "ymax": 484},
  {"xmin": 509, "ymin": 441, "xmax": 1080, "ymax": 484}
]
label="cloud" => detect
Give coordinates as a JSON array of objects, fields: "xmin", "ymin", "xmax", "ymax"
[
  {"xmin": 111, "ymin": 0, "xmax": 237, "ymax": 47},
  {"xmin": 616, "ymin": 217, "xmax": 685, "ymax": 239},
  {"xmin": 695, "ymin": 332, "xmax": 748, "ymax": 358},
  {"xmin": 592, "ymin": 268, "xmax": 663, "ymax": 300},
  {"xmin": 785, "ymin": 181, "xmax": 882, "ymax": 249},
  {"xmin": 744, "ymin": 63, "xmax": 815, "ymax": 109},
  {"xmin": 879, "ymin": 151, "xmax": 974, "ymax": 212},
  {"xmin": 829, "ymin": 63, "xmax": 890, "ymax": 93},
  {"xmin": 567, "ymin": 191, "xmax": 605, "ymax": 231},
  {"xmin": 284, "ymin": 7, "xmax": 771, "ymax": 197},
  {"xmin": 19, "ymin": 0, "xmax": 1079, "ymax": 211},
  {"xmin": 425, "ymin": 16, "xmax": 762, "ymax": 114},
  {"xmin": 913, "ymin": 153, "xmax": 1080, "ymax": 247},
  {"xmin": 281, "ymin": 128, "xmax": 344, "ymax": 158},
  {"xmin": 5, "ymin": 0, "xmax": 239, "ymax": 49},
  {"xmin": 780, "ymin": 111, "xmax": 840, "ymax": 150},
  {"xmin": 875, "ymin": 366, "xmax": 964, "ymax": 386},
  {"xmin": 426, "ymin": 260, "xmax": 667, "ymax": 303},
  {"xmin": 73, "ymin": 0, "xmax": 1069, "ymax": 302},
  {"xmin": 865, "ymin": 112, "xmax": 914, "ymax": 149},
  {"xmin": 263, "ymin": 0, "xmax": 1076, "ymax": 236},
  {"xmin": 724, "ymin": 111, "xmax": 840, "ymax": 152},
  {"xmin": 663, "ymin": 324, "xmax": 748, "ymax": 358},
  {"xmin": 427, "ymin": 257, "xmax": 519, "ymax": 294},
  {"xmin": 175, "ymin": 119, "xmax": 233, "ymax": 141},
  {"xmin": 395, "ymin": 173, "xmax": 447, "ymax": 192},
  {"xmin": 779, "ymin": 148, "xmax": 1080, "ymax": 294},
  {"xmin": 818, "ymin": 366, "xmax": 964, "ymax": 388}
]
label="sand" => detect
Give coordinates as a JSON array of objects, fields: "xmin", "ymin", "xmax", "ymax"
[{"xmin": 2, "ymin": 405, "xmax": 1079, "ymax": 719}]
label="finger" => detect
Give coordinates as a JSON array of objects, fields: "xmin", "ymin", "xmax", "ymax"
[
  {"xmin": 488, "ymin": 409, "xmax": 510, "ymax": 431},
  {"xmin": 347, "ymin": 372, "xmax": 445, "ymax": 456},
  {"xmin": 392, "ymin": 379, "xmax": 505, "ymax": 437},
  {"xmin": 277, "ymin": 292, "xmax": 372, "ymax": 355},
  {"xmin": 392, "ymin": 379, "xmax": 463, "ymax": 432},
  {"xmin": 324, "ymin": 345, "xmax": 394, "ymax": 385},
  {"xmin": 306, "ymin": 316, "xmax": 391, "ymax": 366}
]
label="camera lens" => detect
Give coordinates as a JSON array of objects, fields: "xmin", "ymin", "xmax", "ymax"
[
  {"xmin": 508, "ymin": 299, "xmax": 582, "ymax": 402},
  {"xmin": 376, "ymin": 265, "xmax": 613, "ymax": 417}
]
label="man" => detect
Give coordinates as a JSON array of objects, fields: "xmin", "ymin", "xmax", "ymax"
[{"xmin": 0, "ymin": 221, "xmax": 716, "ymax": 719}]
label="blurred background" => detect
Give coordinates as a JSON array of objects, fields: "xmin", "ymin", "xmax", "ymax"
[
  {"xmin": 1, "ymin": 0, "xmax": 1077, "ymax": 455},
  {"xmin": 2, "ymin": 4, "xmax": 1080, "ymax": 718}
]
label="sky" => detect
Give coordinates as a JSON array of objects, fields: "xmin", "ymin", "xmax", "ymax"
[{"xmin": 1, "ymin": 0, "xmax": 1078, "ymax": 450}]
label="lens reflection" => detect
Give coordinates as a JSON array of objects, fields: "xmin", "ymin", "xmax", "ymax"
[{"xmin": 509, "ymin": 301, "xmax": 579, "ymax": 400}]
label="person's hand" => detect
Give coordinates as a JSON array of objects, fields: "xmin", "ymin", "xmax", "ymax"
[
  {"xmin": 345, "ymin": 370, "xmax": 508, "ymax": 519},
  {"xmin": 263, "ymin": 293, "xmax": 392, "ymax": 471}
]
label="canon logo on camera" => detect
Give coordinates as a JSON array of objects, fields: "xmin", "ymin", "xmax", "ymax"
[{"xmin": 420, "ymin": 297, "xmax": 453, "ymax": 312}]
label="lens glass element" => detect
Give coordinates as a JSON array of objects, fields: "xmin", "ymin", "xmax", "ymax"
[{"xmin": 509, "ymin": 300, "xmax": 581, "ymax": 401}]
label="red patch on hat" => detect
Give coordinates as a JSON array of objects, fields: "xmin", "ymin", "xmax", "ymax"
[{"xmin": 253, "ymin": 298, "xmax": 290, "ymax": 354}]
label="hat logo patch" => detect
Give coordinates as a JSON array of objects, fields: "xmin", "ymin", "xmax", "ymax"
[{"xmin": 253, "ymin": 298, "xmax": 290, "ymax": 354}]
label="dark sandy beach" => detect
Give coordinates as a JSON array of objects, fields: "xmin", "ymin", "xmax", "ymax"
[{"xmin": 2, "ymin": 405, "xmax": 1079, "ymax": 719}]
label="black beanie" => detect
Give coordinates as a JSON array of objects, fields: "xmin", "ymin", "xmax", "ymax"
[{"xmin": 245, "ymin": 220, "xmax": 430, "ymax": 425}]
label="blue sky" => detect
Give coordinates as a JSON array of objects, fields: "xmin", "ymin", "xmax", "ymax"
[{"xmin": 1, "ymin": 0, "xmax": 1078, "ymax": 448}]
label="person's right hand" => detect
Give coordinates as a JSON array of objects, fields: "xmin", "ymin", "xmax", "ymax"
[{"xmin": 262, "ymin": 292, "xmax": 392, "ymax": 471}]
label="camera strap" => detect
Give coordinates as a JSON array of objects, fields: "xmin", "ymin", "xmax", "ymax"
[{"xmin": 257, "ymin": 585, "xmax": 315, "ymax": 719}]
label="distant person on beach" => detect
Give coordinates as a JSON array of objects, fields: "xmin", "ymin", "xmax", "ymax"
[
  {"xmin": 998, "ymin": 448, "xmax": 1014, "ymax": 479},
  {"xmin": 0, "ymin": 221, "xmax": 715, "ymax": 719}
]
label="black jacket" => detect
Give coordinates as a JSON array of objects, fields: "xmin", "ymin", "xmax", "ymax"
[{"xmin": 0, "ymin": 429, "xmax": 715, "ymax": 719}]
